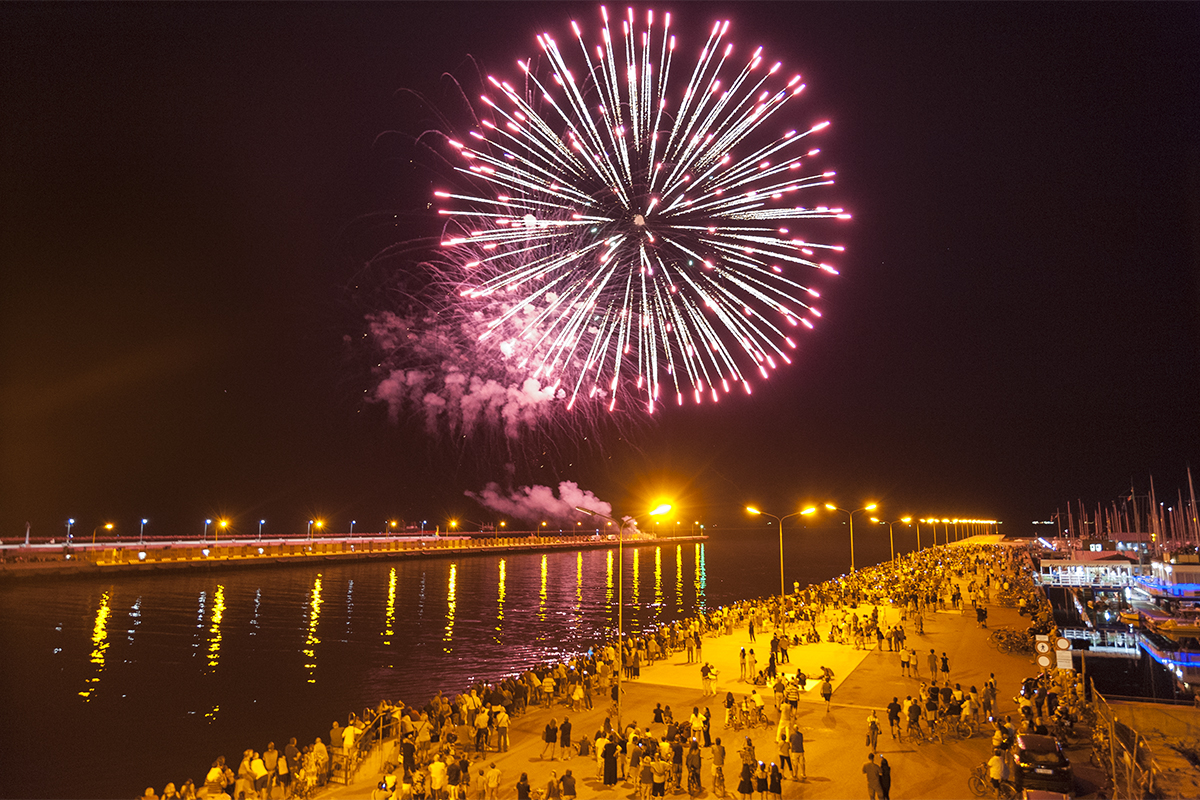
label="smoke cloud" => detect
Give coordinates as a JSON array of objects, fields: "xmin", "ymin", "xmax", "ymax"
[{"xmin": 466, "ymin": 481, "xmax": 628, "ymax": 527}]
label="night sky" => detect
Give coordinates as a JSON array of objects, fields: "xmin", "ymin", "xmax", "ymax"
[{"xmin": 3, "ymin": 2, "xmax": 1198, "ymax": 541}]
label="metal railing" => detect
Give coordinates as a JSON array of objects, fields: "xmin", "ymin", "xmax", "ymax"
[{"xmin": 1091, "ymin": 683, "xmax": 1165, "ymax": 799}]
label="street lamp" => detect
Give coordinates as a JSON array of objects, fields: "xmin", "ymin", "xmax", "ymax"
[
  {"xmin": 871, "ymin": 516, "xmax": 911, "ymax": 563},
  {"xmin": 139, "ymin": 518, "xmax": 148, "ymax": 546},
  {"xmin": 93, "ymin": 522, "xmax": 114, "ymax": 545},
  {"xmin": 746, "ymin": 505, "xmax": 818, "ymax": 632},
  {"xmin": 575, "ymin": 502, "xmax": 671, "ymax": 730},
  {"xmin": 350, "ymin": 520, "xmax": 356, "ymax": 535},
  {"xmin": 258, "ymin": 519, "xmax": 265, "ymax": 540},
  {"xmin": 203, "ymin": 518, "xmax": 212, "ymax": 543},
  {"xmin": 216, "ymin": 519, "xmax": 228, "ymax": 544},
  {"xmin": 823, "ymin": 502, "xmax": 878, "ymax": 573},
  {"xmin": 66, "ymin": 518, "xmax": 75, "ymax": 542}
]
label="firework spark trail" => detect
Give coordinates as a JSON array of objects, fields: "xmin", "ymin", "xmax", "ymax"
[{"xmin": 434, "ymin": 6, "xmax": 850, "ymax": 417}]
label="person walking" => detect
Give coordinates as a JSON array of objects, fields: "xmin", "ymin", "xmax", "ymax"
[
  {"xmin": 819, "ymin": 676, "xmax": 833, "ymax": 712},
  {"xmin": 886, "ymin": 697, "xmax": 902, "ymax": 739},
  {"xmin": 926, "ymin": 649, "xmax": 938, "ymax": 680},
  {"xmin": 940, "ymin": 652, "xmax": 950, "ymax": 682},
  {"xmin": 866, "ymin": 711, "xmax": 881, "ymax": 753},
  {"xmin": 879, "ymin": 755, "xmax": 892, "ymax": 800},
  {"xmin": 899, "ymin": 647, "xmax": 910, "ymax": 677},
  {"xmin": 542, "ymin": 718, "xmax": 559, "ymax": 760},
  {"xmin": 862, "ymin": 753, "xmax": 883, "ymax": 800}
]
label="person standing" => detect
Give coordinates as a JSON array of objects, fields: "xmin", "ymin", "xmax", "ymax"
[
  {"xmin": 542, "ymin": 718, "xmax": 559, "ymax": 760},
  {"xmin": 559, "ymin": 716, "xmax": 573, "ymax": 761},
  {"xmin": 748, "ymin": 619, "xmax": 756, "ymax": 643},
  {"xmin": 558, "ymin": 769, "xmax": 576, "ymax": 800},
  {"xmin": 899, "ymin": 648, "xmax": 910, "ymax": 677},
  {"xmin": 820, "ymin": 676, "xmax": 833, "ymax": 712},
  {"xmin": 739, "ymin": 648, "xmax": 747, "ymax": 681},
  {"xmin": 496, "ymin": 707, "xmax": 510, "ymax": 753},
  {"xmin": 602, "ymin": 737, "xmax": 619, "ymax": 787},
  {"xmin": 879, "ymin": 755, "xmax": 892, "ymax": 800},
  {"xmin": 988, "ymin": 748, "xmax": 1008, "ymax": 791},
  {"xmin": 484, "ymin": 763, "xmax": 501, "ymax": 800},
  {"xmin": 862, "ymin": 753, "xmax": 883, "ymax": 800},
  {"xmin": 776, "ymin": 731, "xmax": 793, "ymax": 779},
  {"xmin": 262, "ymin": 743, "xmax": 278, "ymax": 797},
  {"xmin": 789, "ymin": 729, "xmax": 805, "ymax": 781},
  {"xmin": 940, "ymin": 652, "xmax": 950, "ymax": 682},
  {"xmin": 926, "ymin": 649, "xmax": 938, "ymax": 680}
]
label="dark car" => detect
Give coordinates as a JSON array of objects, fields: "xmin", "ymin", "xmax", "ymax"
[{"xmin": 1011, "ymin": 734, "xmax": 1073, "ymax": 794}]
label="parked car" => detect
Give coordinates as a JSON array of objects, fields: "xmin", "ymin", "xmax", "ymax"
[{"xmin": 1011, "ymin": 734, "xmax": 1073, "ymax": 794}]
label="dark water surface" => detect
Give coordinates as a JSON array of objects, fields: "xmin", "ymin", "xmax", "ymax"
[{"xmin": 0, "ymin": 530, "xmax": 894, "ymax": 798}]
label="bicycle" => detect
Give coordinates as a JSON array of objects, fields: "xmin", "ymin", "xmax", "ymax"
[
  {"xmin": 903, "ymin": 721, "xmax": 932, "ymax": 745},
  {"xmin": 937, "ymin": 715, "xmax": 973, "ymax": 740},
  {"xmin": 967, "ymin": 764, "xmax": 1016, "ymax": 799}
]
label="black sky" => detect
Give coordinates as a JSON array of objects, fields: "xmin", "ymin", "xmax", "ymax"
[{"xmin": 3, "ymin": 2, "xmax": 1198, "ymax": 540}]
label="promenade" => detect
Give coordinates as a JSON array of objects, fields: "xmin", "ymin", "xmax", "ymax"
[
  {"xmin": 0, "ymin": 533, "xmax": 705, "ymax": 579},
  {"xmin": 310, "ymin": 545, "xmax": 1105, "ymax": 799}
]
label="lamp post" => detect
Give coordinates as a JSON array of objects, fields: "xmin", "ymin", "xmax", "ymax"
[
  {"xmin": 93, "ymin": 522, "xmax": 114, "ymax": 545},
  {"xmin": 350, "ymin": 520, "xmax": 356, "ymax": 535},
  {"xmin": 918, "ymin": 518, "xmax": 935, "ymax": 551},
  {"xmin": 139, "ymin": 518, "xmax": 148, "ymax": 546},
  {"xmin": 871, "ymin": 517, "xmax": 911, "ymax": 563},
  {"xmin": 823, "ymin": 503, "xmax": 878, "ymax": 573},
  {"xmin": 746, "ymin": 505, "xmax": 817, "ymax": 633},
  {"xmin": 203, "ymin": 518, "xmax": 211, "ymax": 543},
  {"xmin": 258, "ymin": 519, "xmax": 265, "ymax": 540},
  {"xmin": 217, "ymin": 519, "xmax": 228, "ymax": 545},
  {"xmin": 575, "ymin": 502, "xmax": 671, "ymax": 730},
  {"xmin": 67, "ymin": 518, "xmax": 75, "ymax": 543}
]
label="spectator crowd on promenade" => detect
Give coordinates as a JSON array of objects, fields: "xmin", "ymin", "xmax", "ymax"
[{"xmin": 140, "ymin": 541, "xmax": 1058, "ymax": 800}]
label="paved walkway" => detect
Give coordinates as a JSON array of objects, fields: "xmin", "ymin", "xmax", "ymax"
[{"xmin": 315, "ymin": 559, "xmax": 1100, "ymax": 799}]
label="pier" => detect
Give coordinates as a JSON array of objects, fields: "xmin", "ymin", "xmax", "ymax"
[{"xmin": 0, "ymin": 532, "xmax": 708, "ymax": 580}]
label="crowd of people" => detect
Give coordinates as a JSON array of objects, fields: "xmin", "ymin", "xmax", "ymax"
[{"xmin": 140, "ymin": 540, "xmax": 1047, "ymax": 799}]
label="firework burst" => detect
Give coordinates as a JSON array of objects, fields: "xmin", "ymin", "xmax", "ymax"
[{"xmin": 434, "ymin": 6, "xmax": 850, "ymax": 415}]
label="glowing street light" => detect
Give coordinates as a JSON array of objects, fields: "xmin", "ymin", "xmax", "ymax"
[
  {"xmin": 203, "ymin": 518, "xmax": 212, "ymax": 542},
  {"xmin": 66, "ymin": 518, "xmax": 75, "ymax": 542},
  {"xmin": 575, "ymin": 502, "xmax": 671, "ymax": 729},
  {"xmin": 746, "ymin": 505, "xmax": 817, "ymax": 632},
  {"xmin": 216, "ymin": 518, "xmax": 228, "ymax": 544},
  {"xmin": 93, "ymin": 522, "xmax": 114, "ymax": 545},
  {"xmin": 258, "ymin": 519, "xmax": 265, "ymax": 540},
  {"xmin": 139, "ymin": 518, "xmax": 148, "ymax": 546},
  {"xmin": 823, "ymin": 502, "xmax": 878, "ymax": 573},
  {"xmin": 350, "ymin": 520, "xmax": 356, "ymax": 535}
]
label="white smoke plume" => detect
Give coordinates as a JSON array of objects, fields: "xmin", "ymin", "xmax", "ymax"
[{"xmin": 467, "ymin": 481, "xmax": 630, "ymax": 527}]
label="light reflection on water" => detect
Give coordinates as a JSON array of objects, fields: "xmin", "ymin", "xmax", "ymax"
[
  {"xmin": 303, "ymin": 574, "xmax": 323, "ymax": 683},
  {"xmin": 78, "ymin": 590, "xmax": 111, "ymax": 701},
  {"xmin": 0, "ymin": 532, "xmax": 887, "ymax": 800},
  {"xmin": 444, "ymin": 563, "xmax": 457, "ymax": 652}
]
